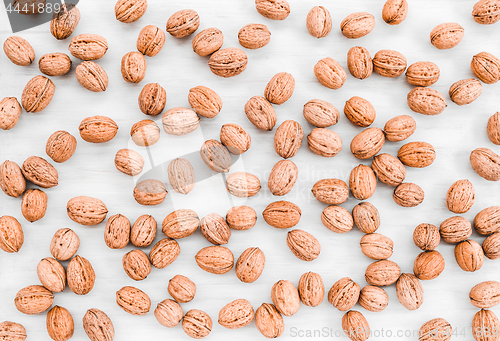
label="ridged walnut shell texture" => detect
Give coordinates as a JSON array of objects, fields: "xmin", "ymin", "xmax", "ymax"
[
  {"xmin": 195, "ymin": 246, "xmax": 234, "ymax": 274},
  {"xmin": 483, "ymin": 232, "xmax": 500, "ymax": 259},
  {"xmin": 306, "ymin": 6, "xmax": 332, "ymax": 38},
  {"xmin": 398, "ymin": 141, "xmax": 436, "ymax": 168},
  {"xmin": 413, "ymin": 223, "xmax": 441, "ymax": 251},
  {"xmin": 407, "ymin": 87, "xmax": 447, "ymax": 115},
  {"xmin": 115, "ymin": 0, "xmax": 147, "ymax": 23},
  {"xmin": 382, "ymin": 0, "xmax": 408, "ymax": 25},
  {"xmin": 353, "ymin": 202, "xmax": 380, "ymax": 233},
  {"xmin": 69, "ymin": 34, "xmax": 108, "ymax": 61},
  {"xmin": 350, "ymin": 127, "xmax": 385, "ymax": 159},
  {"xmin": 0, "ymin": 97, "xmax": 22, "ymax": 130},
  {"xmin": 349, "ymin": 164, "xmax": 377, "ymax": 200},
  {"xmin": 263, "ymin": 201, "xmax": 301, "ymax": 228},
  {"xmin": 373, "ymin": 49, "xmax": 407, "ymax": 77},
  {"xmin": 67, "ymin": 196, "xmax": 108, "ymax": 226},
  {"xmin": 3, "ymin": 36, "xmax": 35, "ymax": 66},
  {"xmin": 358, "ymin": 286, "xmax": 389, "ymax": 312},
  {"xmin": 0, "ymin": 216, "xmax": 24, "ymax": 253},
  {"xmin": 384, "ymin": 115, "xmax": 416, "ymax": 142},
  {"xmin": 75, "ymin": 61, "xmax": 108, "ymax": 92},
  {"xmin": 472, "ymin": 309, "xmax": 500, "ymax": 341},
  {"xmin": 122, "ymin": 249, "xmax": 151, "ymax": 280},
  {"xmin": 360, "ymin": 233, "xmax": 394, "ymax": 260},
  {"xmin": 307, "ymin": 128, "xmax": 342, "ymax": 157},
  {"xmin": 314, "ymin": 57, "xmax": 347, "ymax": 89},
  {"xmin": 265, "ymin": 72, "xmax": 295, "ymax": 105},
  {"xmin": 365, "ymin": 260, "xmax": 401, "ymax": 286},
  {"xmin": 154, "ymin": 299, "xmax": 183, "ymax": 328},
  {"xmin": 114, "ymin": 149, "xmax": 144, "ymax": 176},
  {"xmin": 0, "ymin": 160, "xmax": 26, "ymax": 197},
  {"xmin": 371, "ymin": 153, "xmax": 406, "ymax": 186},
  {"xmin": 166, "ymin": 9, "xmax": 200, "ymax": 38},
  {"xmin": 162, "ymin": 209, "xmax": 200, "ymax": 239},
  {"xmin": 189, "ymin": 86, "xmax": 222, "ymax": 119},
  {"xmin": 208, "ymin": 48, "xmax": 248, "ymax": 78},
  {"xmin": 104, "ymin": 214, "xmax": 131, "ymax": 249},
  {"xmin": 46, "ymin": 305, "xmax": 74, "ymax": 341},
  {"xmin": 21, "ymin": 189, "xmax": 48, "ymax": 222},
  {"xmin": 440, "ymin": 216, "xmax": 472, "ymax": 243},
  {"xmin": 471, "ymin": 52, "xmax": 500, "ymax": 84},
  {"xmin": 137, "ymin": 25, "xmax": 165, "ymax": 57},
  {"xmin": 39, "ymin": 53, "xmax": 72, "ymax": 77},
  {"xmin": 130, "ymin": 119, "xmax": 160, "ymax": 147},
  {"xmin": 430, "ymin": 23, "xmax": 464, "ymax": 49},
  {"xmin": 396, "ymin": 273, "xmax": 424, "ymax": 310},
  {"xmin": 419, "ymin": 318, "xmax": 452, "ymax": 341},
  {"xmin": 255, "ymin": 0, "xmax": 290, "ymax": 20},
  {"xmin": 340, "ymin": 12, "xmax": 375, "ymax": 39},
  {"xmin": 200, "ymin": 213, "xmax": 231, "ymax": 245},
  {"xmin": 133, "ymin": 179, "xmax": 168, "ymax": 205},
  {"xmin": 182, "ymin": 309, "xmax": 212, "ymax": 339},
  {"xmin": 414, "ymin": 250, "xmax": 445, "ymax": 280},
  {"xmin": 470, "ymin": 281, "xmax": 500, "ymax": 308},
  {"xmin": 235, "ymin": 247, "xmax": 266, "ymax": 283},
  {"xmin": 192, "ymin": 28, "xmax": 224, "ymax": 57},
  {"xmin": 22, "ymin": 156, "xmax": 58, "ymax": 188},
  {"xmin": 312, "ymin": 179, "xmax": 349, "ymax": 205},
  {"xmin": 116, "ymin": 286, "xmax": 151, "ymax": 315},
  {"xmin": 138, "ymin": 83, "xmax": 166, "ymax": 116},
  {"xmin": 50, "ymin": 228, "xmax": 79, "ymax": 261},
  {"xmin": 82, "ymin": 308, "xmax": 115, "ymax": 341},
  {"xmin": 393, "ymin": 182, "xmax": 425, "ymax": 207},
  {"xmin": 473, "ymin": 0, "xmax": 500, "ymax": 25},
  {"xmin": 471, "ymin": 148, "xmax": 500, "ymax": 181},
  {"xmin": 475, "ymin": 206, "xmax": 500, "ymax": 235},
  {"xmin": 168, "ymin": 275, "xmax": 196, "ymax": 303},
  {"xmin": 168, "ymin": 158, "xmax": 195, "ymax": 195},
  {"xmin": 150, "ymin": 238, "xmax": 181, "ymax": 269},
  {"xmin": 226, "ymin": 172, "xmax": 261, "ymax": 198},
  {"xmin": 244, "ymin": 96, "xmax": 276, "ymax": 131},
  {"xmin": 342, "ymin": 310, "xmax": 370, "ymax": 341},
  {"xmin": 255, "ymin": 303, "xmax": 284, "ymax": 338},
  {"xmin": 487, "ymin": 112, "xmax": 500, "ymax": 145},
  {"xmin": 218, "ymin": 299, "xmax": 255, "ymax": 329},
  {"xmin": 130, "ymin": 214, "xmax": 157, "ymax": 247},
  {"xmin": 271, "ymin": 280, "xmax": 300, "ymax": 316},
  {"xmin": 286, "ymin": 229, "xmax": 321, "ymax": 261},
  {"xmin": 406, "ymin": 61, "xmax": 440, "ymax": 86},
  {"xmin": 162, "ymin": 107, "xmax": 200, "ymax": 136},
  {"xmin": 79, "ymin": 116, "xmax": 118, "ymax": 143},
  {"xmin": 238, "ymin": 24, "xmax": 271, "ymax": 50},
  {"xmin": 303, "ymin": 99, "xmax": 339, "ymax": 128},
  {"xmin": 46, "ymin": 131, "xmax": 77, "ymax": 163},
  {"xmin": 446, "ymin": 179, "xmax": 475, "ymax": 214},
  {"xmin": 50, "ymin": 4, "xmax": 80, "ymax": 40},
  {"xmin": 347, "ymin": 46, "xmax": 373, "ymax": 80},
  {"xmin": 14, "ymin": 285, "xmax": 54, "ymax": 315},
  {"xmin": 200, "ymin": 139, "xmax": 232, "ymax": 173},
  {"xmin": 344, "ymin": 96, "xmax": 376, "ymax": 127},
  {"xmin": 0, "ymin": 321, "xmax": 27, "ymax": 341},
  {"xmin": 220, "ymin": 123, "xmax": 251, "ymax": 155},
  {"xmin": 67, "ymin": 255, "xmax": 95, "ymax": 295},
  {"xmin": 226, "ymin": 206, "xmax": 257, "ymax": 231},
  {"xmin": 274, "ymin": 120, "xmax": 303, "ymax": 158},
  {"xmin": 121, "ymin": 51, "xmax": 147, "ymax": 83},
  {"xmin": 455, "ymin": 239, "xmax": 484, "ymax": 272},
  {"xmin": 328, "ymin": 277, "xmax": 360, "ymax": 312},
  {"xmin": 268, "ymin": 159, "xmax": 298, "ymax": 196},
  {"xmin": 21, "ymin": 75, "xmax": 55, "ymax": 113},
  {"xmin": 298, "ymin": 272, "xmax": 324, "ymax": 307},
  {"xmin": 449, "ymin": 78, "xmax": 482, "ymax": 106},
  {"xmin": 321, "ymin": 206, "xmax": 353, "ymax": 233}
]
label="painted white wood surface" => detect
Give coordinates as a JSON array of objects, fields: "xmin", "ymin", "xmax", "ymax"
[{"xmin": 1, "ymin": 0, "xmax": 500, "ymax": 340}]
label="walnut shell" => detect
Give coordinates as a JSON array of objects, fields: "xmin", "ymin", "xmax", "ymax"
[
  {"xmin": 350, "ymin": 127, "xmax": 385, "ymax": 159},
  {"xmin": 298, "ymin": 272, "xmax": 324, "ymax": 307},
  {"xmin": 440, "ymin": 216, "xmax": 473, "ymax": 243},
  {"xmin": 470, "ymin": 281, "xmax": 500, "ymax": 308},
  {"xmin": 39, "ymin": 53, "xmax": 72, "ymax": 77},
  {"xmin": 166, "ymin": 9, "xmax": 200, "ymax": 38},
  {"xmin": 22, "ymin": 156, "xmax": 58, "ymax": 188},
  {"xmin": 349, "ymin": 164, "xmax": 377, "ymax": 200},
  {"xmin": 235, "ymin": 247, "xmax": 266, "ymax": 283},
  {"xmin": 0, "ymin": 321, "xmax": 27, "ymax": 341},
  {"xmin": 306, "ymin": 6, "xmax": 332, "ymax": 38},
  {"xmin": 149, "ymin": 238, "xmax": 180, "ymax": 269},
  {"xmin": 407, "ymin": 87, "xmax": 447, "ymax": 115},
  {"xmin": 162, "ymin": 107, "xmax": 200, "ymax": 136},
  {"xmin": 255, "ymin": 0, "xmax": 290, "ymax": 20},
  {"xmin": 68, "ymin": 34, "xmax": 108, "ymax": 60},
  {"xmin": 21, "ymin": 75, "xmax": 55, "ymax": 113},
  {"xmin": 471, "ymin": 52, "xmax": 500, "ymax": 84},
  {"xmin": 220, "ymin": 123, "xmax": 251, "ymax": 155},
  {"xmin": 263, "ymin": 201, "xmax": 301, "ymax": 229},
  {"xmin": 405, "ymin": 61, "xmax": 440, "ymax": 87},
  {"xmin": 238, "ymin": 24, "xmax": 271, "ymax": 49},
  {"xmin": 371, "ymin": 153, "xmax": 406, "ymax": 186},
  {"xmin": 226, "ymin": 206, "xmax": 257, "ymax": 230},
  {"xmin": 50, "ymin": 4, "xmax": 80, "ymax": 40},
  {"xmin": 373, "ymin": 49, "xmax": 407, "ymax": 77},
  {"xmin": 311, "ymin": 178, "xmax": 349, "ymax": 205},
  {"xmin": 365, "ymin": 260, "xmax": 401, "ymax": 286},
  {"xmin": 200, "ymin": 213, "xmax": 231, "ymax": 245},
  {"xmin": 342, "ymin": 310, "xmax": 370, "ymax": 341},
  {"xmin": 46, "ymin": 305, "xmax": 74, "ymax": 341},
  {"xmin": 255, "ymin": 303, "xmax": 284, "ymax": 338},
  {"xmin": 487, "ymin": 112, "xmax": 500, "ymax": 145},
  {"xmin": 352, "ymin": 202, "xmax": 380, "ymax": 233},
  {"xmin": 274, "ymin": 120, "xmax": 303, "ymax": 158},
  {"xmin": 314, "ymin": 57, "xmax": 347, "ymax": 89},
  {"xmin": 137, "ymin": 25, "xmax": 165, "ymax": 57},
  {"xmin": 482, "ymin": 232, "xmax": 500, "ymax": 259},
  {"xmin": 321, "ymin": 206, "xmax": 353, "ymax": 233},
  {"xmin": 347, "ymin": 46, "xmax": 373, "ymax": 80},
  {"xmin": 244, "ymin": 96, "xmax": 276, "ymax": 131},
  {"xmin": 414, "ymin": 250, "xmax": 445, "ymax": 280},
  {"xmin": 396, "ymin": 273, "xmax": 424, "ymax": 310},
  {"xmin": 122, "ymin": 249, "xmax": 151, "ymax": 281},
  {"xmin": 358, "ymin": 286, "xmax": 389, "ymax": 312},
  {"xmin": 116, "ymin": 286, "xmax": 151, "ymax": 315},
  {"xmin": 473, "ymin": 0, "xmax": 500, "ymax": 24},
  {"xmin": 271, "ymin": 280, "xmax": 300, "ymax": 316},
  {"xmin": 168, "ymin": 158, "xmax": 195, "ymax": 195},
  {"xmin": 393, "ymin": 182, "xmax": 424, "ymax": 207},
  {"xmin": 46, "ymin": 130, "xmax": 77, "ymax": 163},
  {"xmin": 398, "ymin": 141, "xmax": 436, "ymax": 168},
  {"xmin": 0, "ymin": 160, "xmax": 26, "ymax": 197},
  {"xmin": 419, "ymin": 318, "xmax": 452, "ymax": 341},
  {"xmin": 307, "ymin": 128, "xmax": 342, "ymax": 157},
  {"xmin": 218, "ymin": 299, "xmax": 255, "ymax": 329},
  {"xmin": 114, "ymin": 149, "xmax": 144, "ymax": 176},
  {"xmin": 340, "ymin": 12, "xmax": 375, "ymax": 39},
  {"xmin": 162, "ymin": 209, "xmax": 200, "ymax": 239},
  {"xmin": 0, "ymin": 97, "xmax": 22, "ymax": 130},
  {"xmin": 3, "ymin": 36, "xmax": 35, "ymax": 66},
  {"xmin": 168, "ymin": 275, "xmax": 196, "ymax": 303},
  {"xmin": 154, "ymin": 299, "xmax": 183, "ymax": 328},
  {"xmin": 130, "ymin": 119, "xmax": 160, "ymax": 147},
  {"xmin": 360, "ymin": 233, "xmax": 393, "ymax": 260},
  {"xmin": 195, "ymin": 245, "xmax": 234, "ymax": 274},
  {"xmin": 303, "ymin": 99, "xmax": 339, "ymax": 127},
  {"xmin": 50, "ymin": 228, "xmax": 79, "ymax": 261},
  {"xmin": 382, "ymin": 0, "xmax": 408, "ymax": 25},
  {"xmin": 449, "ymin": 78, "xmax": 482, "ymax": 106},
  {"xmin": 268, "ymin": 160, "xmax": 298, "ymax": 196},
  {"xmin": 67, "ymin": 255, "xmax": 95, "ymax": 295},
  {"xmin": 208, "ymin": 48, "xmax": 248, "ymax": 78},
  {"xmin": 121, "ymin": 51, "xmax": 147, "ymax": 83},
  {"xmin": 188, "ymin": 86, "xmax": 222, "ymax": 119},
  {"xmin": 446, "ymin": 179, "xmax": 475, "ymax": 214},
  {"xmin": 13, "ymin": 0, "xmax": 45, "ymax": 14},
  {"xmin": 21, "ymin": 189, "xmax": 47, "ymax": 222},
  {"xmin": 286, "ymin": 229, "xmax": 321, "ymax": 261},
  {"xmin": 328, "ymin": 277, "xmax": 360, "ymax": 312},
  {"xmin": 182, "ymin": 309, "xmax": 212, "ymax": 339},
  {"xmin": 79, "ymin": 116, "xmax": 118, "ymax": 143},
  {"xmin": 133, "ymin": 179, "xmax": 168, "ymax": 206},
  {"xmin": 200, "ymin": 139, "xmax": 232, "ymax": 173},
  {"xmin": 37, "ymin": 257, "xmax": 65, "ymax": 292},
  {"xmin": 104, "ymin": 214, "xmax": 130, "ymax": 249},
  {"xmin": 455, "ymin": 239, "xmax": 484, "ymax": 272},
  {"xmin": 192, "ymin": 28, "xmax": 223, "ymax": 57},
  {"xmin": 344, "ymin": 96, "xmax": 376, "ymax": 127},
  {"xmin": 138, "ymin": 83, "xmax": 166, "ymax": 116},
  {"xmin": 430, "ymin": 23, "xmax": 464, "ymax": 49},
  {"xmin": 384, "ymin": 115, "xmax": 416, "ymax": 142},
  {"xmin": 475, "ymin": 206, "xmax": 500, "ymax": 235},
  {"xmin": 14, "ymin": 285, "xmax": 54, "ymax": 315},
  {"xmin": 75, "ymin": 61, "xmax": 108, "ymax": 92},
  {"xmin": 472, "ymin": 309, "xmax": 499, "ymax": 341},
  {"xmin": 67, "ymin": 196, "xmax": 108, "ymax": 225},
  {"xmin": 265, "ymin": 72, "xmax": 295, "ymax": 105},
  {"xmin": 471, "ymin": 148, "xmax": 500, "ymax": 181},
  {"xmin": 115, "ymin": 0, "xmax": 147, "ymax": 23},
  {"xmin": 82, "ymin": 308, "xmax": 115, "ymax": 341},
  {"xmin": 413, "ymin": 223, "xmax": 441, "ymax": 251},
  {"xmin": 130, "ymin": 214, "xmax": 157, "ymax": 247},
  {"xmin": 225, "ymin": 172, "xmax": 261, "ymax": 198}
]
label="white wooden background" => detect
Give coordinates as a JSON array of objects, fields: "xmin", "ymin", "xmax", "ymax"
[{"xmin": 1, "ymin": 0, "xmax": 500, "ymax": 340}]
